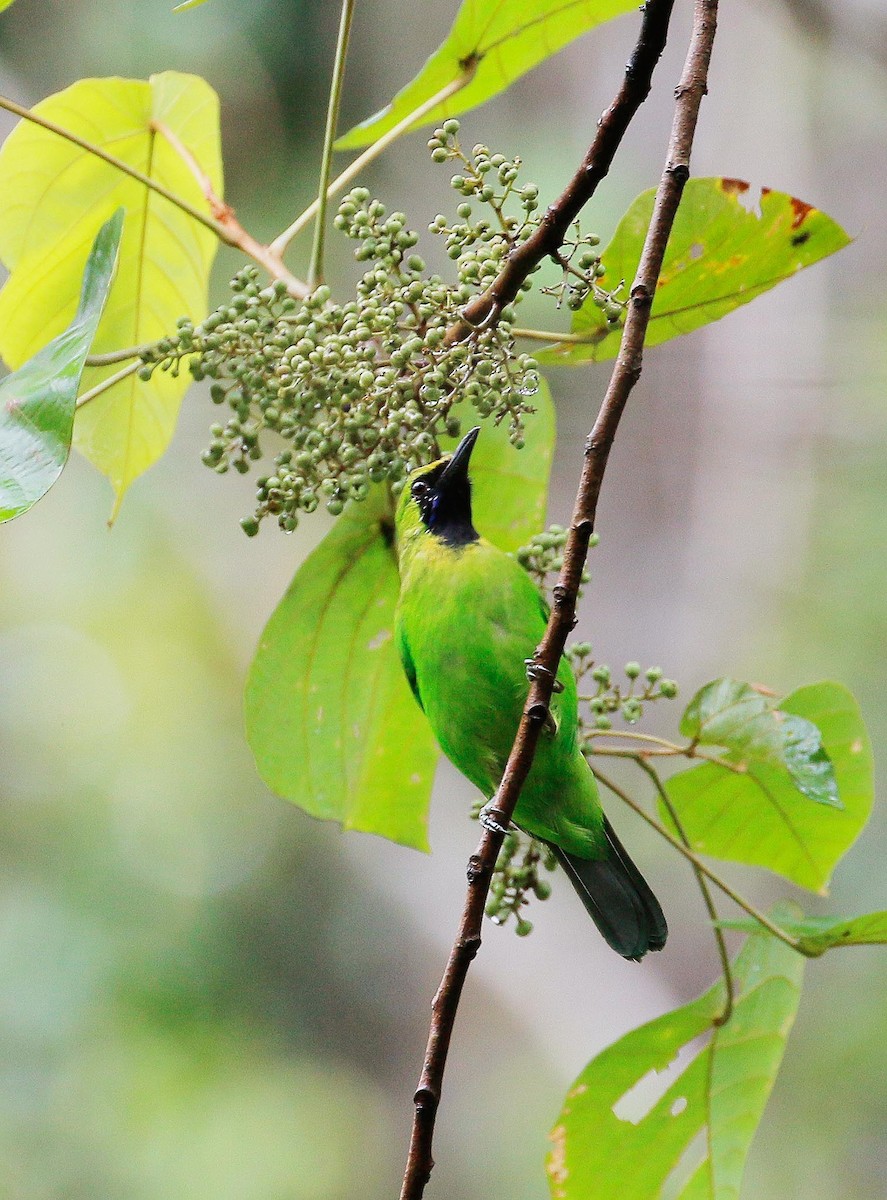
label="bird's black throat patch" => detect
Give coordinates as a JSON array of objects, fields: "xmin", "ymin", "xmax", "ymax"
[{"xmin": 411, "ymin": 461, "xmax": 479, "ymax": 547}]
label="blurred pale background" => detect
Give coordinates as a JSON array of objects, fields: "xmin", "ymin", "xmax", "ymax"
[{"xmin": 1, "ymin": 1, "xmax": 885, "ymax": 1197}]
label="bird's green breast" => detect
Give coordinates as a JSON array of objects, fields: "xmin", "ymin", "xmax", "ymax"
[{"xmin": 395, "ymin": 535, "xmax": 605, "ymax": 857}]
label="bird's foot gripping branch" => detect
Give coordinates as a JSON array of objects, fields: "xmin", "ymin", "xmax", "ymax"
[{"xmin": 0, "ymin": 0, "xmax": 881, "ymax": 1198}]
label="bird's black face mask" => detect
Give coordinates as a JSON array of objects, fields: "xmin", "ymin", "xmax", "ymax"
[{"xmin": 410, "ymin": 427, "xmax": 480, "ymax": 547}]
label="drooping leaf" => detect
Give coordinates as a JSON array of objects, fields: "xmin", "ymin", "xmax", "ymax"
[
  {"xmin": 445, "ymin": 374, "xmax": 556, "ymax": 552},
  {"xmin": 336, "ymin": 0, "xmax": 640, "ymax": 150},
  {"xmin": 679, "ymin": 677, "xmax": 840, "ymax": 809},
  {"xmin": 720, "ymin": 911, "xmax": 887, "ymax": 957},
  {"xmin": 245, "ymin": 396, "xmax": 556, "ymax": 847},
  {"xmin": 0, "ymin": 72, "xmax": 222, "ymax": 513},
  {"xmin": 548, "ymin": 922, "xmax": 805, "ymax": 1200},
  {"xmin": 541, "ymin": 179, "xmax": 851, "ymax": 365},
  {"xmin": 662, "ymin": 683, "xmax": 873, "ymax": 893},
  {"xmin": 245, "ymin": 489, "xmax": 439, "ymax": 850},
  {"xmin": 0, "ymin": 210, "xmax": 123, "ymax": 522}
]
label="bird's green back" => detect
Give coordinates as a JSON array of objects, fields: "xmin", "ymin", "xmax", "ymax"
[{"xmin": 394, "ymin": 466, "xmax": 606, "ymax": 859}]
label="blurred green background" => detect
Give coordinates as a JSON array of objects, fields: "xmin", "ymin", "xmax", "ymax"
[{"xmin": 1, "ymin": 1, "xmax": 885, "ymax": 1196}]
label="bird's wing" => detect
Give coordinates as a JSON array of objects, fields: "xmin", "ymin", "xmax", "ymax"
[{"xmin": 395, "ymin": 617, "xmax": 425, "ymax": 713}]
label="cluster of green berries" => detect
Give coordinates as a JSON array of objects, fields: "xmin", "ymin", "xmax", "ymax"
[
  {"xmin": 568, "ymin": 647, "xmax": 679, "ymax": 732},
  {"xmin": 540, "ymin": 226, "xmax": 626, "ymax": 320},
  {"xmin": 470, "ymin": 812, "xmax": 557, "ymax": 935},
  {"xmin": 141, "ymin": 127, "xmax": 546, "ymax": 533},
  {"xmin": 516, "ymin": 524, "xmax": 596, "ymax": 596},
  {"xmin": 428, "ymin": 121, "xmax": 541, "ymax": 246}
]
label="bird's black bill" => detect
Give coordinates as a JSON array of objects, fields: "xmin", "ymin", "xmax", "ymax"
[
  {"xmin": 417, "ymin": 426, "xmax": 480, "ymax": 546},
  {"xmin": 439, "ymin": 426, "xmax": 480, "ymax": 489}
]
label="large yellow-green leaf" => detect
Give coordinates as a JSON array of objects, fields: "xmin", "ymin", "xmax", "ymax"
[
  {"xmin": 245, "ymin": 396, "xmax": 557, "ymax": 848},
  {"xmin": 548, "ymin": 922, "xmax": 805, "ymax": 1200},
  {"xmin": 541, "ymin": 179, "xmax": 851, "ymax": 365},
  {"xmin": 245, "ymin": 489, "xmax": 439, "ymax": 850},
  {"xmin": 0, "ymin": 211, "xmax": 122, "ymax": 522},
  {"xmin": 662, "ymin": 683, "xmax": 873, "ymax": 893},
  {"xmin": 336, "ymin": 0, "xmax": 640, "ymax": 150},
  {"xmin": 0, "ymin": 72, "xmax": 222, "ymax": 512}
]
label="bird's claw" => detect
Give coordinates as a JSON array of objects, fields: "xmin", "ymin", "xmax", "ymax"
[
  {"xmin": 479, "ymin": 802, "xmax": 512, "ymax": 836},
  {"xmin": 525, "ymin": 658, "xmax": 564, "ymax": 693}
]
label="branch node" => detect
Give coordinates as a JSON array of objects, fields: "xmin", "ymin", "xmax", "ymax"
[{"xmin": 413, "ymin": 1085, "xmax": 438, "ymax": 1111}]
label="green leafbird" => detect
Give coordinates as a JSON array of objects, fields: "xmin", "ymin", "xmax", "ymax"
[{"xmin": 394, "ymin": 427, "xmax": 667, "ymax": 960}]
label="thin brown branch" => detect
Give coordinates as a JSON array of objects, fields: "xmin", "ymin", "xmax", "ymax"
[
  {"xmin": 444, "ymin": 0, "xmax": 677, "ymax": 346},
  {"xmin": 399, "ymin": 2, "xmax": 719, "ymax": 1197},
  {"xmin": 152, "ymin": 121, "xmax": 310, "ymax": 300}
]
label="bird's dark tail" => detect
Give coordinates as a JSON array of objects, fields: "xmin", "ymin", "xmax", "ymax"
[{"xmin": 551, "ymin": 816, "xmax": 668, "ymax": 961}]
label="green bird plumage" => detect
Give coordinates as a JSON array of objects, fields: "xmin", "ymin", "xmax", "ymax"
[{"xmin": 394, "ymin": 428, "xmax": 667, "ymax": 960}]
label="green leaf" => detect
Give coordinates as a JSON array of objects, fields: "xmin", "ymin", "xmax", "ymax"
[
  {"xmin": 245, "ymin": 396, "xmax": 556, "ymax": 848},
  {"xmin": 336, "ymin": 0, "xmax": 640, "ymax": 150},
  {"xmin": 548, "ymin": 922, "xmax": 805, "ymax": 1200},
  {"xmin": 719, "ymin": 911, "xmax": 887, "ymax": 956},
  {"xmin": 662, "ymin": 682, "xmax": 873, "ymax": 893},
  {"xmin": 0, "ymin": 1, "xmax": 19, "ymax": 11},
  {"xmin": 245, "ymin": 488, "xmax": 439, "ymax": 851},
  {"xmin": 679, "ymin": 677, "xmax": 840, "ymax": 809},
  {"xmin": 541, "ymin": 179, "xmax": 851, "ymax": 365},
  {"xmin": 0, "ymin": 72, "xmax": 222, "ymax": 513},
  {"xmin": 445, "ymin": 374, "xmax": 556, "ymax": 552},
  {"xmin": 0, "ymin": 210, "xmax": 122, "ymax": 522},
  {"xmin": 173, "ymin": 0, "xmax": 209, "ymax": 9}
]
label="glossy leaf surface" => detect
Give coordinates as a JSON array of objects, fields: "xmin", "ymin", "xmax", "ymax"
[
  {"xmin": 337, "ymin": 0, "xmax": 639, "ymax": 149},
  {"xmin": 0, "ymin": 72, "xmax": 222, "ymax": 512},
  {"xmin": 663, "ymin": 683, "xmax": 873, "ymax": 892},
  {"xmin": 548, "ymin": 925, "xmax": 804, "ymax": 1200},
  {"xmin": 0, "ymin": 211, "xmax": 122, "ymax": 522},
  {"xmin": 679, "ymin": 677, "xmax": 840, "ymax": 809},
  {"xmin": 542, "ymin": 179, "xmax": 851, "ymax": 364}
]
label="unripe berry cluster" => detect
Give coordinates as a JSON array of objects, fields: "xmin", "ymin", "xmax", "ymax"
[
  {"xmin": 567, "ymin": 645, "xmax": 679, "ymax": 733},
  {"xmin": 470, "ymin": 813, "xmax": 557, "ymax": 935},
  {"xmin": 141, "ymin": 125, "xmax": 550, "ymax": 535},
  {"xmin": 516, "ymin": 524, "xmax": 596, "ymax": 596}
]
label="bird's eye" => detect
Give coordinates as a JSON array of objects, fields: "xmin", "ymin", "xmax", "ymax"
[{"xmin": 411, "ymin": 480, "xmax": 428, "ymax": 497}]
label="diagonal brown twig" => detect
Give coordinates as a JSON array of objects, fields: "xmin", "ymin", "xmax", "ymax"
[
  {"xmin": 399, "ymin": 2, "xmax": 720, "ymax": 1197},
  {"xmin": 444, "ymin": 0, "xmax": 678, "ymax": 346}
]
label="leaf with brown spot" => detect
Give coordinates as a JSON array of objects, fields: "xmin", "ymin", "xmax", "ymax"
[
  {"xmin": 541, "ymin": 178, "xmax": 850, "ymax": 364},
  {"xmin": 548, "ymin": 922, "xmax": 805, "ymax": 1200}
]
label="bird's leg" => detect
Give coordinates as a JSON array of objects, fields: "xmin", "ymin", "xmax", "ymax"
[
  {"xmin": 524, "ymin": 659, "xmax": 561, "ymax": 736},
  {"xmin": 524, "ymin": 658, "xmax": 564, "ymax": 694},
  {"xmin": 479, "ymin": 800, "xmax": 513, "ymax": 835}
]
